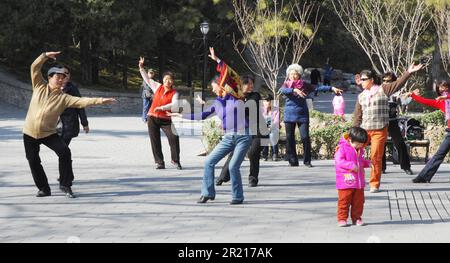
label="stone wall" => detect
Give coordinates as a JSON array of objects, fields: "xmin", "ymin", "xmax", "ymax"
[{"xmin": 0, "ymin": 68, "xmax": 142, "ymax": 115}]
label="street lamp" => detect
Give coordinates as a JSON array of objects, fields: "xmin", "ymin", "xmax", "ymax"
[{"xmin": 200, "ymin": 21, "xmax": 210, "ymax": 104}]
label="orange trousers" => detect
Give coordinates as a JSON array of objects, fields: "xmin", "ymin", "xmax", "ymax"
[
  {"xmin": 367, "ymin": 127, "xmax": 388, "ymax": 189},
  {"xmin": 337, "ymin": 188, "xmax": 365, "ymax": 222}
]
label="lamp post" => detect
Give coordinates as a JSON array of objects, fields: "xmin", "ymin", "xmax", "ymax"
[{"xmin": 200, "ymin": 21, "xmax": 210, "ymax": 104}]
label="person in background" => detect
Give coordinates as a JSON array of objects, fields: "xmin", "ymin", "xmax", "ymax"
[
  {"xmin": 311, "ymin": 68, "xmax": 322, "ymax": 97},
  {"xmin": 332, "ymin": 92, "xmax": 346, "ymax": 123},
  {"xmin": 407, "ymin": 82, "xmax": 450, "ymax": 183},
  {"xmin": 57, "ymin": 65, "xmax": 89, "ymax": 146},
  {"xmin": 381, "ymin": 72, "xmax": 413, "ymax": 175},
  {"xmin": 141, "ymin": 69, "xmax": 154, "ymax": 122},
  {"xmin": 261, "ymin": 93, "xmax": 280, "ymax": 161}
]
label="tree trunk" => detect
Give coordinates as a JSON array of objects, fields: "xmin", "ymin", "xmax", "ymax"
[
  {"xmin": 432, "ymin": 37, "xmax": 443, "ymax": 86},
  {"xmin": 91, "ymin": 37, "xmax": 99, "ymax": 85},
  {"xmin": 158, "ymin": 37, "xmax": 167, "ymax": 83},
  {"xmin": 80, "ymin": 33, "xmax": 93, "ymax": 85},
  {"xmin": 122, "ymin": 50, "xmax": 128, "ymax": 90},
  {"xmin": 108, "ymin": 50, "xmax": 117, "ymax": 76}
]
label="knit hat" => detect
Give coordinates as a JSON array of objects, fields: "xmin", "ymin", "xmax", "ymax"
[{"xmin": 286, "ymin": 64, "xmax": 303, "ymax": 76}]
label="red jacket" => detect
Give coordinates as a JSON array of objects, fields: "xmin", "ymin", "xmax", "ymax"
[{"xmin": 411, "ymin": 93, "xmax": 450, "ymax": 129}]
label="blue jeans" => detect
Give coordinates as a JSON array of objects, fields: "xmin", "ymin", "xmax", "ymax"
[
  {"xmin": 418, "ymin": 130, "xmax": 450, "ymax": 181},
  {"xmin": 202, "ymin": 134, "xmax": 252, "ymax": 201},
  {"xmin": 142, "ymin": 98, "xmax": 152, "ymax": 122}
]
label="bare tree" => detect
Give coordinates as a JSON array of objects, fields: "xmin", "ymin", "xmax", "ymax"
[
  {"xmin": 432, "ymin": 3, "xmax": 450, "ymax": 76},
  {"xmin": 231, "ymin": 0, "xmax": 321, "ymax": 99},
  {"xmin": 332, "ymin": 0, "xmax": 431, "ymax": 76}
]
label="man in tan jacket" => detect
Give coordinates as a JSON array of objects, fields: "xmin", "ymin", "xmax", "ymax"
[{"xmin": 23, "ymin": 51, "xmax": 116, "ymax": 198}]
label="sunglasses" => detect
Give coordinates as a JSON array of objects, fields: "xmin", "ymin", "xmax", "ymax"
[{"xmin": 360, "ymin": 78, "xmax": 371, "ymax": 81}]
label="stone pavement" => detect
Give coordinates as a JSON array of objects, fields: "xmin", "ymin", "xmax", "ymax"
[{"xmin": 1, "ymin": 102, "xmax": 450, "ymax": 243}]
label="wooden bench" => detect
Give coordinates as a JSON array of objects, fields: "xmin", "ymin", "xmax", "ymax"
[{"xmin": 372, "ymin": 138, "xmax": 430, "ymax": 163}]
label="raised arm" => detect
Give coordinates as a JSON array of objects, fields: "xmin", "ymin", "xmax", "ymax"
[
  {"xmin": 139, "ymin": 57, "xmax": 160, "ymax": 92},
  {"xmin": 31, "ymin": 52, "xmax": 60, "ymax": 90},
  {"xmin": 209, "ymin": 47, "xmax": 243, "ymax": 99},
  {"xmin": 383, "ymin": 64, "xmax": 424, "ymax": 97}
]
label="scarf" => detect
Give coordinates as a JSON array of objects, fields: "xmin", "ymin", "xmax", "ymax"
[
  {"xmin": 361, "ymin": 85, "xmax": 381, "ymax": 105},
  {"xmin": 284, "ymin": 79, "xmax": 304, "ymax": 90}
]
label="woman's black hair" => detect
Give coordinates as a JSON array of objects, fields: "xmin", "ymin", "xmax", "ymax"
[
  {"xmin": 435, "ymin": 80, "xmax": 450, "ymax": 95},
  {"xmin": 349, "ymin": 127, "xmax": 369, "ymax": 144},
  {"xmin": 360, "ymin": 69, "xmax": 382, "ymax": 85},
  {"xmin": 162, "ymin": 71, "xmax": 174, "ymax": 79},
  {"xmin": 241, "ymin": 74, "xmax": 255, "ymax": 85},
  {"xmin": 210, "ymin": 75, "xmax": 220, "ymax": 85},
  {"xmin": 382, "ymin": 72, "xmax": 397, "ymax": 82}
]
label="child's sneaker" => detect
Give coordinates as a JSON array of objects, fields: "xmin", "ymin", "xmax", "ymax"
[
  {"xmin": 337, "ymin": 220, "xmax": 348, "ymax": 227},
  {"xmin": 370, "ymin": 188, "xmax": 380, "ymax": 193},
  {"xmin": 355, "ymin": 219, "xmax": 365, "ymax": 226}
]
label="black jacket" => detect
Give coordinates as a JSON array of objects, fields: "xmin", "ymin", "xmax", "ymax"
[
  {"xmin": 59, "ymin": 82, "xmax": 88, "ymax": 138},
  {"xmin": 245, "ymin": 92, "xmax": 269, "ymax": 138}
]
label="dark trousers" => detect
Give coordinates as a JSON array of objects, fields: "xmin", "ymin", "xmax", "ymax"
[
  {"xmin": 382, "ymin": 120, "xmax": 411, "ymax": 171},
  {"xmin": 285, "ymin": 121, "xmax": 311, "ymax": 165},
  {"xmin": 262, "ymin": 144, "xmax": 279, "ymax": 158},
  {"xmin": 147, "ymin": 116, "xmax": 180, "ymax": 165},
  {"xmin": 418, "ymin": 131, "xmax": 450, "ymax": 181},
  {"xmin": 61, "ymin": 136, "xmax": 72, "ymax": 146},
  {"xmin": 23, "ymin": 134, "xmax": 74, "ymax": 191},
  {"xmin": 218, "ymin": 137, "xmax": 262, "ymax": 183}
]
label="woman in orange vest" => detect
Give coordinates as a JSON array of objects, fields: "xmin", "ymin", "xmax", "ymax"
[{"xmin": 139, "ymin": 57, "xmax": 181, "ymax": 170}]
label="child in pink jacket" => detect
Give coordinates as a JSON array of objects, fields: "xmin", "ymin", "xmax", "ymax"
[
  {"xmin": 334, "ymin": 127, "xmax": 371, "ymax": 227},
  {"xmin": 332, "ymin": 93, "xmax": 345, "ymax": 123}
]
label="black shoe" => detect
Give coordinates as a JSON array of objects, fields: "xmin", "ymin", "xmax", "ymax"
[
  {"xmin": 304, "ymin": 163, "xmax": 313, "ymax": 168},
  {"xmin": 263, "ymin": 157, "xmax": 268, "ymax": 161},
  {"xmin": 382, "ymin": 170, "xmax": 387, "ymax": 174},
  {"xmin": 403, "ymin": 169, "xmax": 414, "ymax": 175},
  {"xmin": 156, "ymin": 163, "xmax": 165, "ymax": 169},
  {"xmin": 216, "ymin": 180, "xmax": 224, "ymax": 186},
  {"xmin": 230, "ymin": 199, "xmax": 244, "ymax": 205},
  {"xmin": 172, "ymin": 161, "xmax": 182, "ymax": 170},
  {"xmin": 60, "ymin": 186, "xmax": 76, "ymax": 198},
  {"xmin": 36, "ymin": 190, "xmax": 51, "ymax": 197},
  {"xmin": 289, "ymin": 162, "xmax": 299, "ymax": 167},
  {"xmin": 249, "ymin": 180, "xmax": 258, "ymax": 187},
  {"xmin": 412, "ymin": 176, "xmax": 430, "ymax": 183},
  {"xmin": 197, "ymin": 196, "xmax": 215, "ymax": 203},
  {"xmin": 272, "ymin": 155, "xmax": 281, "ymax": 161}
]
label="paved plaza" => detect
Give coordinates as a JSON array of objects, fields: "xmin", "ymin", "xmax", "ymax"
[{"xmin": 1, "ymin": 100, "xmax": 450, "ymax": 243}]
